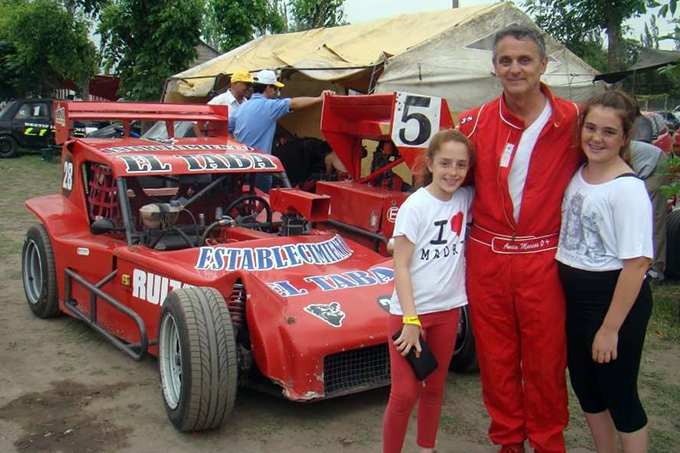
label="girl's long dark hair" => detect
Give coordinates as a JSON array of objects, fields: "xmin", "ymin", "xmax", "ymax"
[{"xmin": 416, "ymin": 129, "xmax": 475, "ymax": 188}]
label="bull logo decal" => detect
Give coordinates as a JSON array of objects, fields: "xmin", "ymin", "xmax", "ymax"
[{"xmin": 304, "ymin": 302, "xmax": 346, "ymax": 328}]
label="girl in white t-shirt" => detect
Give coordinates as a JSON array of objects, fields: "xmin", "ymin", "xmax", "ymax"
[
  {"xmin": 556, "ymin": 90, "xmax": 653, "ymax": 453},
  {"xmin": 382, "ymin": 130, "xmax": 475, "ymax": 453}
]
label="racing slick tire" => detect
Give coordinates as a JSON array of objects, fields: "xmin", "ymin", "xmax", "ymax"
[
  {"xmin": 667, "ymin": 209, "xmax": 680, "ymax": 279},
  {"xmin": 21, "ymin": 224, "xmax": 60, "ymax": 318},
  {"xmin": 449, "ymin": 304, "xmax": 478, "ymax": 372},
  {"xmin": 0, "ymin": 135, "xmax": 18, "ymax": 158},
  {"xmin": 158, "ymin": 287, "xmax": 238, "ymax": 432}
]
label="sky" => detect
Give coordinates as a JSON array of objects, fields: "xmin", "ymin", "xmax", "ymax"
[{"xmin": 343, "ymin": 0, "xmax": 678, "ymax": 51}]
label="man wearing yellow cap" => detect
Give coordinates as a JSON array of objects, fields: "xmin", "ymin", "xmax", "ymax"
[
  {"xmin": 208, "ymin": 69, "xmax": 254, "ymax": 115},
  {"xmin": 229, "ymin": 69, "xmax": 333, "ymax": 192}
]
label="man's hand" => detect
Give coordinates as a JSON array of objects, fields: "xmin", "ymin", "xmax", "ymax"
[
  {"xmin": 394, "ymin": 323, "xmax": 422, "ymax": 358},
  {"xmin": 320, "ymin": 89, "xmax": 335, "ymax": 98}
]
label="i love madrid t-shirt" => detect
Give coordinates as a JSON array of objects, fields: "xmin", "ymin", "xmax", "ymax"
[{"xmin": 389, "ymin": 186, "xmax": 474, "ymax": 315}]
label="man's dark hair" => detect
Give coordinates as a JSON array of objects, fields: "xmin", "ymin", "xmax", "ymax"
[
  {"xmin": 253, "ymin": 83, "xmax": 268, "ymax": 94},
  {"xmin": 492, "ymin": 25, "xmax": 546, "ymax": 62}
]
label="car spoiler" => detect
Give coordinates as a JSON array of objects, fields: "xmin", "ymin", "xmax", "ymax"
[
  {"xmin": 320, "ymin": 92, "xmax": 455, "ymax": 180},
  {"xmin": 53, "ymin": 101, "xmax": 230, "ymax": 144}
]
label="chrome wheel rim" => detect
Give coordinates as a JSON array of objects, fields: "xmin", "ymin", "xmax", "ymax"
[
  {"xmin": 160, "ymin": 313, "xmax": 182, "ymax": 409},
  {"xmin": 22, "ymin": 240, "xmax": 43, "ymax": 304}
]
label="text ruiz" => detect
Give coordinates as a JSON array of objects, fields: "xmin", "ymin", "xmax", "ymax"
[
  {"xmin": 132, "ymin": 269, "xmax": 192, "ymax": 305},
  {"xmin": 195, "ymin": 235, "xmax": 353, "ymax": 271}
]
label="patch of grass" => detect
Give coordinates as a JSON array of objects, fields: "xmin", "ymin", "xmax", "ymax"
[
  {"xmin": 0, "ymin": 234, "xmax": 24, "ymax": 259},
  {"xmin": 5, "ymin": 268, "xmax": 22, "ymax": 280},
  {"xmin": 640, "ymin": 370, "xmax": 680, "ymax": 419},
  {"xmin": 0, "ymin": 155, "xmax": 61, "ymax": 198},
  {"xmin": 649, "ymin": 280, "xmax": 680, "ymax": 343}
]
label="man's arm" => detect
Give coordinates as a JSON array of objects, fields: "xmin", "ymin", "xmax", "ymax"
[{"xmin": 289, "ymin": 90, "xmax": 334, "ymax": 111}]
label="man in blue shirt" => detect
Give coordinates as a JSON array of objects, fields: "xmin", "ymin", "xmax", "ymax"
[{"xmin": 229, "ymin": 69, "xmax": 333, "ymax": 192}]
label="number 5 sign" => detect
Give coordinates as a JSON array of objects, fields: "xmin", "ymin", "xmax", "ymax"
[{"xmin": 391, "ymin": 92, "xmax": 441, "ymax": 148}]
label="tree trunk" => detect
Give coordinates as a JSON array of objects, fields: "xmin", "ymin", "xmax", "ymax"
[{"xmin": 603, "ymin": 1, "xmax": 621, "ymax": 72}]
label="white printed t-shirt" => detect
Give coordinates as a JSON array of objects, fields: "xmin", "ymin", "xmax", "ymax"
[
  {"xmin": 389, "ymin": 186, "xmax": 474, "ymax": 315},
  {"xmin": 556, "ymin": 167, "xmax": 653, "ymax": 271}
]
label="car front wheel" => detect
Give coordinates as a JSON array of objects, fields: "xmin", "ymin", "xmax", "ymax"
[
  {"xmin": 158, "ymin": 287, "xmax": 238, "ymax": 431},
  {"xmin": 0, "ymin": 135, "xmax": 18, "ymax": 158}
]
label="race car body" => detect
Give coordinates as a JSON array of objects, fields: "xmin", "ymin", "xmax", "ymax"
[{"xmin": 21, "ymin": 96, "xmax": 470, "ymax": 432}]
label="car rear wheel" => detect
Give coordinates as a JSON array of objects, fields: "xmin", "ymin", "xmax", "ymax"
[
  {"xmin": 159, "ymin": 287, "xmax": 238, "ymax": 431},
  {"xmin": 449, "ymin": 304, "xmax": 478, "ymax": 372},
  {"xmin": 22, "ymin": 224, "xmax": 60, "ymax": 318},
  {"xmin": 0, "ymin": 135, "xmax": 18, "ymax": 158}
]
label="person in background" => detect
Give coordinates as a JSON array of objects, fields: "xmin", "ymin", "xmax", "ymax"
[
  {"xmin": 208, "ymin": 69, "xmax": 254, "ymax": 115},
  {"xmin": 458, "ymin": 26, "xmax": 581, "ymax": 453},
  {"xmin": 629, "ymin": 138, "xmax": 670, "ymax": 280},
  {"xmin": 556, "ymin": 89, "xmax": 653, "ymax": 453},
  {"xmin": 229, "ymin": 69, "xmax": 333, "ymax": 193},
  {"xmin": 383, "ymin": 129, "xmax": 475, "ymax": 453}
]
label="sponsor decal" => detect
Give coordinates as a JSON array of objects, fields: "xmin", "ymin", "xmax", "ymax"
[
  {"xmin": 267, "ymin": 266, "xmax": 394, "ymax": 297},
  {"xmin": 369, "ymin": 210, "xmax": 378, "ymax": 229},
  {"xmin": 55, "ymin": 107, "xmax": 66, "ymax": 126},
  {"xmin": 304, "ymin": 302, "xmax": 346, "ymax": 327},
  {"xmin": 118, "ymin": 155, "xmax": 172, "ymax": 174},
  {"xmin": 132, "ymin": 269, "xmax": 192, "ymax": 305},
  {"xmin": 377, "ymin": 295, "xmax": 391, "ymax": 313},
  {"xmin": 178, "ymin": 153, "xmax": 277, "ymax": 171},
  {"xmin": 459, "ymin": 115, "xmax": 473, "ymax": 125},
  {"xmin": 116, "ymin": 152, "xmax": 278, "ymax": 174},
  {"xmin": 196, "ymin": 235, "xmax": 353, "ymax": 271},
  {"xmin": 102, "ymin": 143, "xmax": 253, "ymax": 154},
  {"xmin": 387, "ymin": 206, "xmax": 399, "ymax": 223}
]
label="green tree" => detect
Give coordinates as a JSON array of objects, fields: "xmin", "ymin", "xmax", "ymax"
[
  {"xmin": 203, "ymin": 0, "xmax": 286, "ymax": 53},
  {"xmin": 288, "ymin": 0, "xmax": 346, "ymax": 31},
  {"xmin": 524, "ymin": 0, "xmax": 649, "ymax": 71},
  {"xmin": 641, "ymin": 15, "xmax": 660, "ymax": 48},
  {"xmin": 0, "ymin": 0, "xmax": 97, "ymax": 98},
  {"xmin": 98, "ymin": 0, "xmax": 203, "ymax": 101}
]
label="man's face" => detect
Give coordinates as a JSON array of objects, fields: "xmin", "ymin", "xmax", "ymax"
[
  {"xmin": 493, "ymin": 36, "xmax": 547, "ymax": 98},
  {"xmin": 231, "ymin": 81, "xmax": 252, "ymax": 101},
  {"xmin": 264, "ymin": 85, "xmax": 280, "ymax": 99}
]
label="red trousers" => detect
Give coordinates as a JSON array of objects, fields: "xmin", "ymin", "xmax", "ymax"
[
  {"xmin": 383, "ymin": 308, "xmax": 459, "ymax": 453},
  {"xmin": 467, "ymin": 240, "xmax": 568, "ymax": 453}
]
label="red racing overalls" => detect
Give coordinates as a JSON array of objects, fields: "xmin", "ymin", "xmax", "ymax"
[{"xmin": 459, "ymin": 84, "xmax": 581, "ymax": 453}]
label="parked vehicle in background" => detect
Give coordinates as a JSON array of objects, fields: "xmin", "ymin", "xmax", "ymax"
[
  {"xmin": 654, "ymin": 111, "xmax": 680, "ymax": 133},
  {"xmin": 0, "ymin": 99, "xmax": 89, "ymax": 158},
  {"xmin": 642, "ymin": 111, "xmax": 672, "ymax": 152}
]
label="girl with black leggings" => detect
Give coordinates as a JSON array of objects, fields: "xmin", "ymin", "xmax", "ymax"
[{"xmin": 556, "ymin": 90, "xmax": 654, "ymax": 453}]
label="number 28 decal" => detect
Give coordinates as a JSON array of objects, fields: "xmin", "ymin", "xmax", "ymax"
[
  {"xmin": 391, "ymin": 93, "xmax": 441, "ymax": 148},
  {"xmin": 62, "ymin": 155, "xmax": 74, "ymax": 196}
]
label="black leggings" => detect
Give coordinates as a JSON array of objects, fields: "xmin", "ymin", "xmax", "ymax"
[{"xmin": 558, "ymin": 263, "xmax": 652, "ymax": 433}]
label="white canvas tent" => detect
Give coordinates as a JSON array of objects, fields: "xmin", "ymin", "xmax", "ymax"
[{"xmin": 164, "ymin": 2, "xmax": 601, "ymax": 136}]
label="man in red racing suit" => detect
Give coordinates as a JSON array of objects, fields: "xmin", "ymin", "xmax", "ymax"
[{"xmin": 458, "ymin": 26, "xmax": 581, "ymax": 453}]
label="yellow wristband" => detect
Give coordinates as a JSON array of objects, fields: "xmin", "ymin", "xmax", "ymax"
[{"xmin": 402, "ymin": 316, "xmax": 421, "ymax": 327}]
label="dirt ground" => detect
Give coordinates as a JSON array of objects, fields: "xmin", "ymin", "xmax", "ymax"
[{"xmin": 0, "ymin": 154, "xmax": 678, "ymax": 453}]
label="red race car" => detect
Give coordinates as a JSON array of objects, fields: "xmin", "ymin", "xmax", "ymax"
[{"xmin": 21, "ymin": 95, "xmax": 475, "ymax": 432}]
